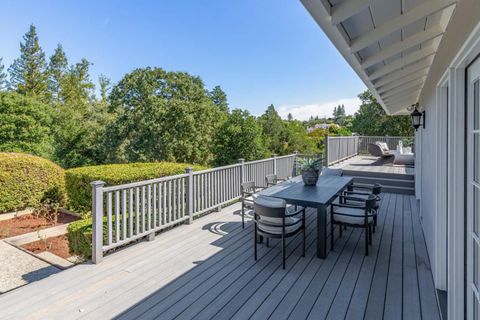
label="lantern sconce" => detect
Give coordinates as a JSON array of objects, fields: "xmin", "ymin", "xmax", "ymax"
[{"xmin": 410, "ymin": 103, "xmax": 425, "ymax": 131}]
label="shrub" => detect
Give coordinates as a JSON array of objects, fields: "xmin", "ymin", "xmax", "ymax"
[
  {"xmin": 65, "ymin": 162, "xmax": 206, "ymax": 214},
  {"xmin": 67, "ymin": 218, "xmax": 92, "ymax": 258},
  {"xmin": 0, "ymin": 153, "xmax": 66, "ymax": 213}
]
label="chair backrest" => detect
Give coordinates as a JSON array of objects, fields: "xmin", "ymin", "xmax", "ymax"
[
  {"xmin": 367, "ymin": 143, "xmax": 384, "ymax": 157},
  {"xmin": 372, "ymin": 183, "xmax": 382, "ymax": 195},
  {"xmin": 253, "ymin": 195, "xmax": 286, "ymax": 218},
  {"xmin": 241, "ymin": 181, "xmax": 255, "ymax": 193},
  {"xmin": 376, "ymin": 141, "xmax": 389, "ymax": 151},
  {"xmin": 265, "ymin": 174, "xmax": 278, "ymax": 186},
  {"xmin": 365, "ymin": 194, "xmax": 377, "ymax": 210},
  {"xmin": 321, "ymin": 168, "xmax": 343, "ymax": 176}
]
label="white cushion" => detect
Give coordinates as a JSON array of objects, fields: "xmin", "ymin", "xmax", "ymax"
[
  {"xmin": 258, "ymin": 216, "xmax": 302, "ymax": 234},
  {"xmin": 243, "ymin": 193, "xmax": 259, "ymax": 208},
  {"xmin": 376, "ymin": 142, "xmax": 389, "ymax": 151},
  {"xmin": 332, "ymin": 207, "xmax": 373, "ymax": 225}
]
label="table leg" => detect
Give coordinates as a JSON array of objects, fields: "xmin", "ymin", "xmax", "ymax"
[{"xmin": 317, "ymin": 204, "xmax": 327, "ymax": 258}]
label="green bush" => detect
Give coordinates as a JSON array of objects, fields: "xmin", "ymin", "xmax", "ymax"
[
  {"xmin": 0, "ymin": 153, "xmax": 66, "ymax": 213},
  {"xmin": 67, "ymin": 218, "xmax": 93, "ymax": 258},
  {"xmin": 65, "ymin": 162, "xmax": 206, "ymax": 214}
]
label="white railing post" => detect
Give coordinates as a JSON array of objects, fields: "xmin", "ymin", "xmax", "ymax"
[
  {"xmin": 325, "ymin": 135, "xmax": 329, "ymax": 166},
  {"xmin": 239, "ymin": 158, "xmax": 245, "ymax": 185},
  {"xmin": 185, "ymin": 167, "xmax": 194, "ymax": 224},
  {"xmin": 272, "ymin": 154, "xmax": 277, "ymax": 175},
  {"xmin": 293, "ymin": 151, "xmax": 298, "ymax": 176},
  {"xmin": 91, "ymin": 180, "xmax": 105, "ymax": 264}
]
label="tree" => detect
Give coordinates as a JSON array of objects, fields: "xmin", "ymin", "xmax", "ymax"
[
  {"xmin": 287, "ymin": 113, "xmax": 293, "ymax": 121},
  {"xmin": 0, "ymin": 92, "xmax": 53, "ymax": 157},
  {"xmin": 213, "ymin": 109, "xmax": 267, "ymax": 165},
  {"xmin": 48, "ymin": 44, "xmax": 68, "ymax": 103},
  {"xmin": 105, "ymin": 67, "xmax": 221, "ymax": 164},
  {"xmin": 333, "ymin": 104, "xmax": 346, "ymax": 126},
  {"xmin": 351, "ymin": 91, "xmax": 414, "ymax": 136},
  {"xmin": 0, "ymin": 58, "xmax": 7, "ymax": 90},
  {"xmin": 209, "ymin": 85, "xmax": 229, "ymax": 113},
  {"xmin": 282, "ymin": 120, "xmax": 317, "ymax": 154},
  {"xmin": 8, "ymin": 25, "xmax": 49, "ymax": 101},
  {"xmin": 257, "ymin": 104, "xmax": 286, "ymax": 155},
  {"xmin": 98, "ymin": 74, "xmax": 111, "ymax": 103}
]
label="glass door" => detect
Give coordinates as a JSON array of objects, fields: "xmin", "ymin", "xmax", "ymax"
[{"xmin": 467, "ymin": 57, "xmax": 480, "ymax": 320}]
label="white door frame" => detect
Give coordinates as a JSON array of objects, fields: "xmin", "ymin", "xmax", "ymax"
[
  {"xmin": 434, "ymin": 75, "xmax": 449, "ymax": 291},
  {"xmin": 443, "ymin": 21, "xmax": 480, "ymax": 320}
]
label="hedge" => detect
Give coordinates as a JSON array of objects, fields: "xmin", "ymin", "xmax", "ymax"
[
  {"xmin": 0, "ymin": 153, "xmax": 66, "ymax": 213},
  {"xmin": 65, "ymin": 162, "xmax": 206, "ymax": 215},
  {"xmin": 67, "ymin": 218, "xmax": 93, "ymax": 258}
]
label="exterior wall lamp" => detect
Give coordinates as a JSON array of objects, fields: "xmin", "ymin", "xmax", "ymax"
[{"xmin": 410, "ymin": 104, "xmax": 425, "ymax": 131}]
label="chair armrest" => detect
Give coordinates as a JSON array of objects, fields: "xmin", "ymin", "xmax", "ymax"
[
  {"xmin": 338, "ymin": 194, "xmax": 367, "ymax": 203},
  {"xmin": 344, "ymin": 190, "xmax": 371, "ymax": 196},
  {"xmin": 332, "ymin": 201, "xmax": 366, "ymax": 210},
  {"xmin": 285, "ymin": 206, "xmax": 306, "ymax": 217}
]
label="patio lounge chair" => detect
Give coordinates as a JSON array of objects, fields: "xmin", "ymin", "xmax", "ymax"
[
  {"xmin": 253, "ymin": 195, "xmax": 306, "ymax": 269},
  {"xmin": 367, "ymin": 143, "xmax": 393, "ymax": 158},
  {"xmin": 344, "ymin": 183, "xmax": 382, "ymax": 231},
  {"xmin": 321, "ymin": 167, "xmax": 343, "ymax": 176}
]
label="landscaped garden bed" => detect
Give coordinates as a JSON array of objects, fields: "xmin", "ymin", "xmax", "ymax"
[
  {"xmin": 21, "ymin": 234, "xmax": 71, "ymax": 259},
  {"xmin": 0, "ymin": 211, "xmax": 79, "ymax": 239}
]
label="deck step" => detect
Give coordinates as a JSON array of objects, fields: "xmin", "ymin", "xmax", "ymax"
[
  {"xmin": 349, "ymin": 176, "xmax": 415, "ymax": 189},
  {"xmin": 342, "ymin": 169, "xmax": 414, "ymax": 181}
]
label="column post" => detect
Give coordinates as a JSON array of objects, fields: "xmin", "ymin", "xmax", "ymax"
[
  {"xmin": 91, "ymin": 180, "xmax": 105, "ymax": 264},
  {"xmin": 185, "ymin": 167, "xmax": 194, "ymax": 224}
]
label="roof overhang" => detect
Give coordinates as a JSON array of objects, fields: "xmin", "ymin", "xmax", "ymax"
[{"xmin": 301, "ymin": 0, "xmax": 457, "ymax": 115}]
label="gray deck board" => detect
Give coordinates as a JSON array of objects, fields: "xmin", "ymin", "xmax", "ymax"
[
  {"xmin": 331, "ymin": 155, "xmax": 415, "ymax": 175},
  {"xmin": 0, "ymin": 193, "xmax": 440, "ymax": 320}
]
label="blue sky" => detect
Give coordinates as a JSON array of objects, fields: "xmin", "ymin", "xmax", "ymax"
[{"xmin": 0, "ymin": 0, "xmax": 366, "ymax": 119}]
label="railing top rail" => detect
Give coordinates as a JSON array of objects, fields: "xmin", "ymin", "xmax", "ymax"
[
  {"xmin": 327, "ymin": 136, "xmax": 359, "ymax": 139},
  {"xmin": 244, "ymin": 157, "xmax": 275, "ymax": 165},
  {"xmin": 193, "ymin": 163, "xmax": 241, "ymax": 175},
  {"xmin": 357, "ymin": 135, "xmax": 414, "ymax": 138},
  {"xmin": 103, "ymin": 173, "xmax": 190, "ymax": 192},
  {"xmin": 275, "ymin": 154, "xmax": 297, "ymax": 160}
]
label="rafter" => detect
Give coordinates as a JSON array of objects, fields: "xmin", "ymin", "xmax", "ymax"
[
  {"xmin": 350, "ymin": 0, "xmax": 455, "ymax": 53},
  {"xmin": 380, "ymin": 78, "xmax": 426, "ymax": 98},
  {"xmin": 331, "ymin": 0, "xmax": 371, "ymax": 25},
  {"xmin": 381, "ymin": 84, "xmax": 424, "ymax": 101},
  {"xmin": 377, "ymin": 74, "xmax": 427, "ymax": 94},
  {"xmin": 383, "ymin": 90, "xmax": 421, "ymax": 105},
  {"xmin": 361, "ymin": 25, "xmax": 444, "ymax": 69},
  {"xmin": 372, "ymin": 57, "xmax": 433, "ymax": 88},
  {"xmin": 369, "ymin": 46, "xmax": 436, "ymax": 80}
]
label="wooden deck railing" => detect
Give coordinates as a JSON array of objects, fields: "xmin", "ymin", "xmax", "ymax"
[{"xmin": 90, "ymin": 154, "xmax": 298, "ymax": 263}]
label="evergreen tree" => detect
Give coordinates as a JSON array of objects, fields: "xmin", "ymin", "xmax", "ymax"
[
  {"xmin": 287, "ymin": 113, "xmax": 293, "ymax": 121},
  {"xmin": 48, "ymin": 44, "xmax": 68, "ymax": 103},
  {"xmin": 0, "ymin": 58, "xmax": 7, "ymax": 90},
  {"xmin": 209, "ymin": 85, "xmax": 229, "ymax": 113},
  {"xmin": 333, "ymin": 104, "xmax": 346, "ymax": 125},
  {"xmin": 98, "ymin": 74, "xmax": 111, "ymax": 103},
  {"xmin": 8, "ymin": 25, "xmax": 49, "ymax": 101},
  {"xmin": 258, "ymin": 104, "xmax": 286, "ymax": 155}
]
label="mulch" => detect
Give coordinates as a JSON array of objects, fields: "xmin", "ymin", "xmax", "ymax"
[{"xmin": 21, "ymin": 234, "xmax": 71, "ymax": 259}]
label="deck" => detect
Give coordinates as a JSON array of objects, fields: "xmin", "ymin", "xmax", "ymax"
[
  {"xmin": 0, "ymin": 193, "xmax": 439, "ymax": 320},
  {"xmin": 330, "ymin": 155, "xmax": 415, "ymax": 175}
]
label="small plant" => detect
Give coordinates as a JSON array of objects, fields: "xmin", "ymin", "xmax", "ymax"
[
  {"xmin": 36, "ymin": 231, "xmax": 52, "ymax": 251},
  {"xmin": 33, "ymin": 186, "xmax": 65, "ymax": 224},
  {"xmin": 297, "ymin": 157, "xmax": 322, "ymax": 172},
  {"xmin": 402, "ymin": 137, "xmax": 414, "ymax": 147}
]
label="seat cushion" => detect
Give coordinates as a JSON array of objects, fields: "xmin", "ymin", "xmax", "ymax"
[
  {"xmin": 332, "ymin": 207, "xmax": 373, "ymax": 225},
  {"xmin": 243, "ymin": 193, "xmax": 259, "ymax": 208},
  {"xmin": 257, "ymin": 216, "xmax": 302, "ymax": 234}
]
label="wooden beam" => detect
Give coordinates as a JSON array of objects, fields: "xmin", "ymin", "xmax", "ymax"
[
  {"xmin": 331, "ymin": 0, "xmax": 371, "ymax": 25},
  {"xmin": 369, "ymin": 46, "xmax": 436, "ymax": 80},
  {"xmin": 373, "ymin": 59, "xmax": 432, "ymax": 88},
  {"xmin": 378, "ymin": 75, "xmax": 427, "ymax": 95},
  {"xmin": 383, "ymin": 90, "xmax": 421, "ymax": 104},
  {"xmin": 350, "ymin": 0, "xmax": 456, "ymax": 53},
  {"xmin": 380, "ymin": 78, "xmax": 426, "ymax": 98},
  {"xmin": 361, "ymin": 25, "xmax": 444, "ymax": 69},
  {"xmin": 381, "ymin": 82, "xmax": 424, "ymax": 100}
]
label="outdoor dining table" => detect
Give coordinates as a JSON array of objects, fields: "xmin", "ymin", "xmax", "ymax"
[{"xmin": 259, "ymin": 175, "xmax": 353, "ymax": 258}]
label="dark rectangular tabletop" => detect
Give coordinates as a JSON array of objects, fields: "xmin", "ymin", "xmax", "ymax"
[{"xmin": 260, "ymin": 175, "xmax": 353, "ymax": 207}]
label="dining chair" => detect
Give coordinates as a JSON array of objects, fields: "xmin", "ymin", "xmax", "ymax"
[
  {"xmin": 253, "ymin": 195, "xmax": 306, "ymax": 269},
  {"xmin": 240, "ymin": 181, "xmax": 264, "ymax": 228},
  {"xmin": 344, "ymin": 183, "xmax": 382, "ymax": 231},
  {"xmin": 265, "ymin": 174, "xmax": 286, "ymax": 187},
  {"xmin": 330, "ymin": 194, "xmax": 377, "ymax": 256}
]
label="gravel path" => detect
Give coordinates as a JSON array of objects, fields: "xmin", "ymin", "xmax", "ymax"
[{"xmin": 0, "ymin": 240, "xmax": 60, "ymax": 293}]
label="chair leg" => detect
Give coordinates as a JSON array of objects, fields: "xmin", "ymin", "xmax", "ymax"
[
  {"xmin": 302, "ymin": 211, "xmax": 306, "ymax": 257},
  {"xmin": 242, "ymin": 203, "xmax": 245, "ymax": 229},
  {"xmin": 364, "ymin": 227, "xmax": 369, "ymax": 256},
  {"xmin": 282, "ymin": 234, "xmax": 286, "ymax": 270},
  {"xmin": 302, "ymin": 229, "xmax": 306, "ymax": 257},
  {"xmin": 266, "ymin": 238, "xmax": 269, "ymax": 248},
  {"xmin": 330, "ymin": 211, "xmax": 334, "ymax": 251},
  {"xmin": 254, "ymin": 226, "xmax": 257, "ymax": 261},
  {"xmin": 368, "ymin": 225, "xmax": 372, "ymax": 245},
  {"xmin": 339, "ymin": 223, "xmax": 343, "ymax": 238}
]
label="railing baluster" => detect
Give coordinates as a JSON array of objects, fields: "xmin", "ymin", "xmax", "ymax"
[
  {"xmin": 107, "ymin": 192, "xmax": 112, "ymax": 245},
  {"xmin": 115, "ymin": 191, "xmax": 120, "ymax": 243},
  {"xmin": 129, "ymin": 188, "xmax": 133, "ymax": 237},
  {"xmin": 135, "ymin": 187, "xmax": 140, "ymax": 235},
  {"xmin": 122, "ymin": 189, "xmax": 127, "ymax": 240}
]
